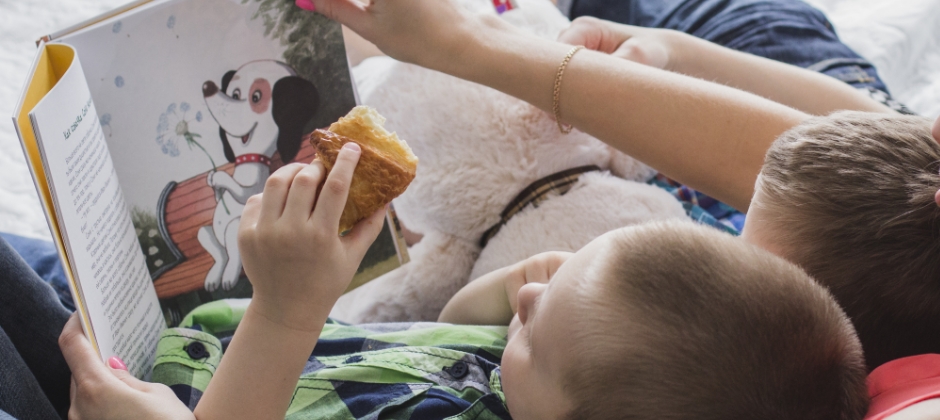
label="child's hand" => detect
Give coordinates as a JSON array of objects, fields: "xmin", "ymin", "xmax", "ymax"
[
  {"xmin": 59, "ymin": 314, "xmax": 196, "ymax": 420},
  {"xmin": 558, "ymin": 17, "xmax": 680, "ymax": 70},
  {"xmin": 504, "ymin": 252, "xmax": 571, "ymax": 314},
  {"xmin": 238, "ymin": 143, "xmax": 386, "ymax": 331},
  {"xmin": 438, "ymin": 251, "xmax": 571, "ymax": 325}
]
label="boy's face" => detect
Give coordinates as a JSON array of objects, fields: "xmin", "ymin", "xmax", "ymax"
[{"xmin": 500, "ymin": 234, "xmax": 613, "ymax": 420}]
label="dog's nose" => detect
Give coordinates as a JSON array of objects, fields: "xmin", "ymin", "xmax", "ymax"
[{"xmin": 202, "ymin": 81, "xmax": 219, "ymax": 97}]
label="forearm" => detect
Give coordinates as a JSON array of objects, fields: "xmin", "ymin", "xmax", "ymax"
[
  {"xmin": 442, "ymin": 17, "xmax": 807, "ymax": 210},
  {"xmin": 438, "ymin": 264, "xmax": 518, "ymax": 325},
  {"xmin": 670, "ymin": 33, "xmax": 894, "ymax": 116},
  {"xmin": 194, "ymin": 302, "xmax": 324, "ymax": 420}
]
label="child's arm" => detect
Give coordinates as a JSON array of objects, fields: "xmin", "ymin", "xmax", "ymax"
[
  {"xmin": 194, "ymin": 144, "xmax": 387, "ymax": 420},
  {"xmin": 304, "ymin": 0, "xmax": 808, "ymax": 211},
  {"xmin": 438, "ymin": 252, "xmax": 570, "ymax": 325},
  {"xmin": 556, "ymin": 17, "xmax": 894, "ymax": 116}
]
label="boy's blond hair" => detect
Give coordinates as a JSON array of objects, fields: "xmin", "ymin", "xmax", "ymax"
[
  {"xmin": 756, "ymin": 111, "xmax": 939, "ymax": 370},
  {"xmin": 564, "ymin": 221, "xmax": 867, "ymax": 420}
]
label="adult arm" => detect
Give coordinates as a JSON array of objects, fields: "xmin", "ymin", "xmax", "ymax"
[
  {"xmin": 306, "ymin": 0, "xmax": 809, "ymax": 211},
  {"xmin": 557, "ymin": 17, "xmax": 894, "ymax": 116}
]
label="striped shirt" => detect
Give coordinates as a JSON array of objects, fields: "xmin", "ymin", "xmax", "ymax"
[{"xmin": 152, "ymin": 299, "xmax": 513, "ymax": 419}]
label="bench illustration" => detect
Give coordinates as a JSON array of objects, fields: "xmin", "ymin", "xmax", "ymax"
[{"xmin": 152, "ymin": 140, "xmax": 317, "ymax": 299}]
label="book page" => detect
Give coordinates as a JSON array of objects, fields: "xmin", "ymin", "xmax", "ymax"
[
  {"xmin": 28, "ymin": 44, "xmax": 165, "ymax": 379},
  {"xmin": 51, "ymin": 0, "xmax": 407, "ymax": 326}
]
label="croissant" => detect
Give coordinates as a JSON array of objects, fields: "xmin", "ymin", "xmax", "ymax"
[{"xmin": 310, "ymin": 106, "xmax": 418, "ymax": 232}]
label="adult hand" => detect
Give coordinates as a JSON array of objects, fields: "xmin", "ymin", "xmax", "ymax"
[
  {"xmin": 58, "ymin": 314, "xmax": 195, "ymax": 420},
  {"xmin": 557, "ymin": 17, "xmax": 679, "ymax": 70},
  {"xmin": 237, "ymin": 145, "xmax": 386, "ymax": 332},
  {"xmin": 296, "ymin": 0, "xmax": 481, "ymax": 70}
]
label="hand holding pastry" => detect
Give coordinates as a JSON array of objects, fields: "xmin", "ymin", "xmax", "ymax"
[
  {"xmin": 238, "ymin": 152, "xmax": 386, "ymax": 331},
  {"xmin": 310, "ymin": 106, "xmax": 418, "ymax": 233}
]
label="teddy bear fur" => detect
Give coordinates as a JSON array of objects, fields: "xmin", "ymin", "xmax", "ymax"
[{"xmin": 330, "ymin": 0, "xmax": 687, "ymax": 323}]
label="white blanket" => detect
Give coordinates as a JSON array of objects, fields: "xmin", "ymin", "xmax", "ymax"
[{"xmin": 2, "ymin": 0, "xmax": 939, "ymax": 239}]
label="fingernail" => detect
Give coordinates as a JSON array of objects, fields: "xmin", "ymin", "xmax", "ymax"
[
  {"xmin": 108, "ymin": 356, "xmax": 127, "ymax": 371},
  {"xmin": 342, "ymin": 142, "xmax": 361, "ymax": 153},
  {"xmin": 296, "ymin": 0, "xmax": 316, "ymax": 11}
]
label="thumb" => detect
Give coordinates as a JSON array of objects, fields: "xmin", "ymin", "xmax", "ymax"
[
  {"xmin": 558, "ymin": 17, "xmax": 606, "ymax": 51},
  {"xmin": 612, "ymin": 37, "xmax": 669, "ymax": 69},
  {"xmin": 343, "ymin": 205, "xmax": 388, "ymax": 256},
  {"xmin": 107, "ymin": 361, "xmax": 151, "ymax": 393}
]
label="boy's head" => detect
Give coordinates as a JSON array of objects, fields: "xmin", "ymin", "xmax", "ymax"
[
  {"xmin": 500, "ymin": 221, "xmax": 867, "ymax": 420},
  {"xmin": 747, "ymin": 111, "xmax": 940, "ymax": 370}
]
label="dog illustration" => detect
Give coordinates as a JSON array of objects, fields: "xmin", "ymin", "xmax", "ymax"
[{"xmin": 199, "ymin": 60, "xmax": 318, "ymax": 291}]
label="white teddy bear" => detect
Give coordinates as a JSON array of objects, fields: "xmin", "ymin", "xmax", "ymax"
[{"xmin": 331, "ymin": 0, "xmax": 687, "ymax": 323}]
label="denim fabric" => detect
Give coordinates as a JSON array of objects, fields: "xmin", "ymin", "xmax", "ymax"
[
  {"xmin": 0, "ymin": 233, "xmax": 73, "ymax": 311},
  {"xmin": 0, "ymin": 327, "xmax": 61, "ymax": 420},
  {"xmin": 0, "ymin": 235, "xmax": 72, "ymax": 419},
  {"xmin": 562, "ymin": 0, "xmax": 890, "ymax": 92}
]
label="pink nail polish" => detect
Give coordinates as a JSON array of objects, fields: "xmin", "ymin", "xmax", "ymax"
[
  {"xmin": 108, "ymin": 356, "xmax": 128, "ymax": 371},
  {"xmin": 296, "ymin": 0, "xmax": 316, "ymax": 11},
  {"xmin": 342, "ymin": 142, "xmax": 361, "ymax": 152}
]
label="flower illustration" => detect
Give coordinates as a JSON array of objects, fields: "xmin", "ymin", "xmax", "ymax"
[
  {"xmin": 112, "ymin": 21, "xmax": 122, "ymax": 33},
  {"xmin": 156, "ymin": 101, "xmax": 229, "ymax": 213},
  {"xmin": 114, "ymin": 76, "xmax": 124, "ymax": 88},
  {"xmin": 167, "ymin": 15, "xmax": 176, "ymax": 29},
  {"xmin": 99, "ymin": 113, "xmax": 112, "ymax": 137}
]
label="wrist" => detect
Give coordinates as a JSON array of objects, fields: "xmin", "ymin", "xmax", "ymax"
[
  {"xmin": 434, "ymin": 14, "xmax": 518, "ymax": 78},
  {"xmin": 661, "ymin": 29, "xmax": 697, "ymax": 73},
  {"xmin": 248, "ymin": 295, "xmax": 331, "ymax": 334}
]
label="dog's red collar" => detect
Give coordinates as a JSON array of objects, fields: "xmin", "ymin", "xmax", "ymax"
[{"xmin": 235, "ymin": 154, "xmax": 272, "ymax": 166}]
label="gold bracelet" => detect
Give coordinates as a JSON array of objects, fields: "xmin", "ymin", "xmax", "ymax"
[{"xmin": 553, "ymin": 45, "xmax": 584, "ymax": 134}]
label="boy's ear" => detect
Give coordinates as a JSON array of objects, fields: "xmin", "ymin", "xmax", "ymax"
[{"xmin": 933, "ymin": 115, "xmax": 940, "ymax": 144}]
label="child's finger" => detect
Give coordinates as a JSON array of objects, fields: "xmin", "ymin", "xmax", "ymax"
[
  {"xmin": 342, "ymin": 205, "xmax": 387, "ymax": 255},
  {"xmin": 259, "ymin": 163, "xmax": 306, "ymax": 225},
  {"xmin": 241, "ymin": 194, "xmax": 263, "ymax": 228},
  {"xmin": 283, "ymin": 161, "xmax": 326, "ymax": 222},
  {"xmin": 312, "ymin": 143, "xmax": 361, "ymax": 230}
]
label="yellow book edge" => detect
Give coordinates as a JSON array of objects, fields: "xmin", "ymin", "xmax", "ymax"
[{"xmin": 13, "ymin": 43, "xmax": 100, "ymax": 356}]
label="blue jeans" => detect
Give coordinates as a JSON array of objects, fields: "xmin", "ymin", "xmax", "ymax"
[
  {"xmin": 0, "ymin": 234, "xmax": 72, "ymax": 419},
  {"xmin": 560, "ymin": 0, "xmax": 891, "ymax": 93}
]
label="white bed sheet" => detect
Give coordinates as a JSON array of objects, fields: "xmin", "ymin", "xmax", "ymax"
[{"xmin": 1, "ymin": 0, "xmax": 939, "ymax": 240}]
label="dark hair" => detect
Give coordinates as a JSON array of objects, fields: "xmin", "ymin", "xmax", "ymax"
[
  {"xmin": 756, "ymin": 111, "xmax": 940, "ymax": 370},
  {"xmin": 563, "ymin": 221, "xmax": 867, "ymax": 420}
]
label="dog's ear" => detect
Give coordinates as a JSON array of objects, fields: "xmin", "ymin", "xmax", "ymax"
[
  {"xmin": 219, "ymin": 127, "xmax": 236, "ymax": 163},
  {"xmin": 220, "ymin": 70, "xmax": 237, "ymax": 94},
  {"xmin": 272, "ymin": 76, "xmax": 319, "ymax": 163},
  {"xmin": 217, "ymin": 70, "xmax": 238, "ymax": 163}
]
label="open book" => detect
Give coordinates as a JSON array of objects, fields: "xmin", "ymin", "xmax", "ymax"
[{"xmin": 11, "ymin": 0, "xmax": 409, "ymax": 379}]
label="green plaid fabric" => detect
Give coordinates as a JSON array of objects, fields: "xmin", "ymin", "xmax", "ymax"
[{"xmin": 152, "ymin": 299, "xmax": 512, "ymax": 419}]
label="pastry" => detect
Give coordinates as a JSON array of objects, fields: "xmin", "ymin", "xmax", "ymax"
[{"xmin": 310, "ymin": 106, "xmax": 418, "ymax": 232}]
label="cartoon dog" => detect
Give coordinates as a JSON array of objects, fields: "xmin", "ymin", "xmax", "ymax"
[{"xmin": 199, "ymin": 60, "xmax": 318, "ymax": 291}]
